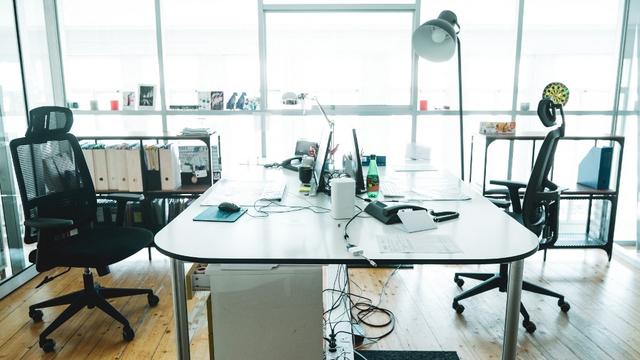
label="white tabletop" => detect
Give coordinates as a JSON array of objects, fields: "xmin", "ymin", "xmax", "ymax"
[{"xmin": 154, "ymin": 166, "xmax": 539, "ymax": 265}]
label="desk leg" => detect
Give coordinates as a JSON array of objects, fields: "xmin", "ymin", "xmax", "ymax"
[
  {"xmin": 502, "ymin": 259, "xmax": 524, "ymax": 360},
  {"xmin": 170, "ymin": 258, "xmax": 191, "ymax": 360}
]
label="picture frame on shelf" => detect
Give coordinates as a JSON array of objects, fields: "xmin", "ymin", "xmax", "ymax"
[
  {"xmin": 138, "ymin": 85, "xmax": 156, "ymax": 110},
  {"xmin": 198, "ymin": 91, "xmax": 211, "ymax": 110},
  {"xmin": 211, "ymin": 91, "xmax": 224, "ymax": 110},
  {"xmin": 122, "ymin": 91, "xmax": 136, "ymax": 110}
]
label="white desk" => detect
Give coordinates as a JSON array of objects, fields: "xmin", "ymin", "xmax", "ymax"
[{"xmin": 155, "ymin": 166, "xmax": 539, "ymax": 359}]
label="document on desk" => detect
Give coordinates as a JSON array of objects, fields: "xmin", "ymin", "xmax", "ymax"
[
  {"xmin": 377, "ymin": 234, "xmax": 461, "ymax": 254},
  {"xmin": 201, "ymin": 178, "xmax": 287, "ymax": 206}
]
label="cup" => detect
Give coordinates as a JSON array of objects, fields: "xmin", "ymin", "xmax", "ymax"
[
  {"xmin": 330, "ymin": 177, "xmax": 355, "ymax": 220},
  {"xmin": 89, "ymin": 100, "xmax": 99, "ymax": 111},
  {"xmin": 419, "ymin": 100, "xmax": 428, "ymax": 111},
  {"xmin": 110, "ymin": 100, "xmax": 119, "ymax": 111},
  {"xmin": 298, "ymin": 165, "xmax": 313, "ymax": 184}
]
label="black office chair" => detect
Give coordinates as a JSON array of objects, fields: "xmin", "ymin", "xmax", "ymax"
[
  {"xmin": 9, "ymin": 106, "xmax": 159, "ymax": 352},
  {"xmin": 452, "ymin": 99, "xmax": 570, "ymax": 334}
]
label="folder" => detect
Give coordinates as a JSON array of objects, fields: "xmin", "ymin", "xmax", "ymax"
[
  {"xmin": 106, "ymin": 146, "xmax": 129, "ymax": 191},
  {"xmin": 159, "ymin": 144, "xmax": 182, "ymax": 191},
  {"xmin": 92, "ymin": 147, "xmax": 109, "ymax": 191},
  {"xmin": 81, "ymin": 148, "xmax": 96, "ymax": 185},
  {"xmin": 143, "ymin": 145, "xmax": 161, "ymax": 191},
  {"xmin": 126, "ymin": 147, "xmax": 143, "ymax": 192},
  {"xmin": 577, "ymin": 146, "xmax": 613, "ymax": 190}
]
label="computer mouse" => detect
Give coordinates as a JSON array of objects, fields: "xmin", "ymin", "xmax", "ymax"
[{"xmin": 218, "ymin": 202, "xmax": 241, "ymax": 213}]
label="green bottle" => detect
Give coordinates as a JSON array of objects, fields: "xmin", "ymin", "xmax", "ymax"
[{"xmin": 366, "ymin": 155, "xmax": 380, "ymax": 198}]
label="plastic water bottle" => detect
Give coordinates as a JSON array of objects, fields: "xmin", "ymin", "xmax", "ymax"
[{"xmin": 366, "ymin": 155, "xmax": 380, "ymax": 198}]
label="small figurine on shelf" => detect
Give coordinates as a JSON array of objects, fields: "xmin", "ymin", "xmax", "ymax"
[
  {"xmin": 236, "ymin": 92, "xmax": 247, "ymax": 110},
  {"xmin": 226, "ymin": 92, "xmax": 238, "ymax": 110}
]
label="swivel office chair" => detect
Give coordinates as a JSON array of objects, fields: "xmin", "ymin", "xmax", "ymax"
[
  {"xmin": 451, "ymin": 99, "xmax": 570, "ymax": 334},
  {"xmin": 10, "ymin": 106, "xmax": 159, "ymax": 352}
]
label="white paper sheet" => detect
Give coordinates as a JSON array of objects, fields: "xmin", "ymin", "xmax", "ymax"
[{"xmin": 377, "ymin": 234, "xmax": 461, "ymax": 254}]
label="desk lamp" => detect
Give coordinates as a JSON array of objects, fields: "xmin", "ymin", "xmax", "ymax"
[
  {"xmin": 282, "ymin": 92, "xmax": 336, "ymax": 146},
  {"xmin": 412, "ymin": 10, "xmax": 465, "ymax": 180}
]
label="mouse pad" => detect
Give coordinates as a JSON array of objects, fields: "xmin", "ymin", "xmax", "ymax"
[{"xmin": 193, "ymin": 207, "xmax": 247, "ymax": 222}]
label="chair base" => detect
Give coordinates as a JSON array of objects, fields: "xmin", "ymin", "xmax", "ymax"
[
  {"xmin": 29, "ymin": 268, "xmax": 159, "ymax": 352},
  {"xmin": 452, "ymin": 264, "xmax": 569, "ymax": 334}
]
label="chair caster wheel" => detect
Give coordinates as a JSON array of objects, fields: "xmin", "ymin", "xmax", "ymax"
[
  {"xmin": 452, "ymin": 302, "xmax": 465, "ymax": 314},
  {"xmin": 558, "ymin": 300, "xmax": 570, "ymax": 313},
  {"xmin": 148, "ymin": 294, "xmax": 159, "ymax": 307},
  {"xmin": 39, "ymin": 338, "xmax": 55, "ymax": 352},
  {"xmin": 123, "ymin": 326, "xmax": 135, "ymax": 341},
  {"xmin": 29, "ymin": 309, "xmax": 43, "ymax": 322},
  {"xmin": 523, "ymin": 320, "xmax": 537, "ymax": 334},
  {"xmin": 454, "ymin": 278, "xmax": 464, "ymax": 288}
]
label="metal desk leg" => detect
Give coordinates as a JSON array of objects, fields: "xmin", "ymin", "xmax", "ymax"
[
  {"xmin": 170, "ymin": 258, "xmax": 191, "ymax": 359},
  {"xmin": 502, "ymin": 259, "xmax": 524, "ymax": 360}
]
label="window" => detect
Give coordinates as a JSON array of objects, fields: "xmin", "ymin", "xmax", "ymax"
[
  {"xmin": 161, "ymin": 0, "xmax": 260, "ymax": 109},
  {"xmin": 57, "ymin": 0, "xmax": 160, "ymax": 111},
  {"xmin": 418, "ymin": 0, "xmax": 518, "ymax": 111},
  {"xmin": 518, "ymin": 0, "xmax": 623, "ymax": 110},
  {"xmin": 266, "ymin": 12, "xmax": 413, "ymax": 108}
]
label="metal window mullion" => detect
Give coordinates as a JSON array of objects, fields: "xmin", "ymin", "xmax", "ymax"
[
  {"xmin": 262, "ymin": 3, "xmax": 416, "ymax": 12},
  {"xmin": 43, "ymin": 0, "xmax": 66, "ymax": 107},
  {"xmin": 410, "ymin": 0, "xmax": 420, "ymax": 144},
  {"xmin": 154, "ymin": 0, "xmax": 169, "ymax": 136},
  {"xmin": 258, "ymin": 0, "xmax": 268, "ymax": 158},
  {"xmin": 611, "ymin": 0, "xmax": 632, "ymax": 135}
]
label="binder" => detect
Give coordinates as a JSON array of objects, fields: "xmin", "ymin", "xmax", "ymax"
[
  {"xmin": 81, "ymin": 148, "xmax": 96, "ymax": 185},
  {"xmin": 106, "ymin": 146, "xmax": 129, "ymax": 191},
  {"xmin": 577, "ymin": 146, "xmax": 613, "ymax": 190},
  {"xmin": 143, "ymin": 145, "xmax": 161, "ymax": 191},
  {"xmin": 126, "ymin": 147, "xmax": 143, "ymax": 192},
  {"xmin": 159, "ymin": 144, "xmax": 182, "ymax": 191},
  {"xmin": 92, "ymin": 148, "xmax": 109, "ymax": 191}
]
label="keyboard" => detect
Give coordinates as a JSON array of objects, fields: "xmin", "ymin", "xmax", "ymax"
[
  {"xmin": 261, "ymin": 182, "xmax": 287, "ymax": 201},
  {"xmin": 380, "ymin": 182, "xmax": 405, "ymax": 198}
]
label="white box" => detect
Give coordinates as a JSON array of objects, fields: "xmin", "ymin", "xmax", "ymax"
[
  {"xmin": 106, "ymin": 148, "xmax": 129, "ymax": 191},
  {"xmin": 125, "ymin": 148, "xmax": 143, "ymax": 192},
  {"xmin": 82, "ymin": 149, "xmax": 96, "ymax": 185},
  {"xmin": 159, "ymin": 145, "xmax": 182, "ymax": 190},
  {"xmin": 206, "ymin": 264, "xmax": 323, "ymax": 360},
  {"xmin": 92, "ymin": 149, "xmax": 109, "ymax": 191}
]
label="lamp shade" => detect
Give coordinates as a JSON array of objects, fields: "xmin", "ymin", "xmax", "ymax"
[{"xmin": 412, "ymin": 10, "xmax": 458, "ymax": 62}]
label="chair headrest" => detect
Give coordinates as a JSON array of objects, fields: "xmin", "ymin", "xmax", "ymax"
[{"xmin": 26, "ymin": 106, "xmax": 73, "ymax": 139}]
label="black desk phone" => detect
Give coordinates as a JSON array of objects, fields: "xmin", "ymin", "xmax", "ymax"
[{"xmin": 365, "ymin": 201, "xmax": 459, "ymax": 225}]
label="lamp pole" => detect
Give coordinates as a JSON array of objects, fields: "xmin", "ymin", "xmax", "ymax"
[{"xmin": 457, "ymin": 38, "xmax": 465, "ymax": 181}]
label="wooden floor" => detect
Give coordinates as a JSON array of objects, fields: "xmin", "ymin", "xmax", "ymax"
[{"xmin": 1, "ymin": 248, "xmax": 640, "ymax": 360}]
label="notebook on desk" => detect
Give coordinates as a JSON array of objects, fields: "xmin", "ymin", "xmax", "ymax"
[{"xmin": 200, "ymin": 178, "xmax": 287, "ymax": 206}]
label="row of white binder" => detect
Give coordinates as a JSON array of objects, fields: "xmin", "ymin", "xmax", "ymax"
[{"xmin": 81, "ymin": 143, "xmax": 182, "ymax": 192}]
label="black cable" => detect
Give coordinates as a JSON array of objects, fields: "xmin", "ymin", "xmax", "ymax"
[{"xmin": 35, "ymin": 267, "xmax": 71, "ymax": 288}]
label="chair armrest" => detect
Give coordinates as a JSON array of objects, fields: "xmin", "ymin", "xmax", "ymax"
[
  {"xmin": 489, "ymin": 180, "xmax": 527, "ymax": 189},
  {"xmin": 102, "ymin": 193, "xmax": 145, "ymax": 202},
  {"xmin": 489, "ymin": 180, "xmax": 527, "ymax": 213},
  {"xmin": 25, "ymin": 217, "xmax": 74, "ymax": 229}
]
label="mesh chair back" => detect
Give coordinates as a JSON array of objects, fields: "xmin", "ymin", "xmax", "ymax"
[
  {"xmin": 521, "ymin": 124, "xmax": 563, "ymax": 242},
  {"xmin": 9, "ymin": 107, "xmax": 96, "ymax": 247}
]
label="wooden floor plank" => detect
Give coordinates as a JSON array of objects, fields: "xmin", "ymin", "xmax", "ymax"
[{"xmin": 1, "ymin": 249, "xmax": 640, "ymax": 359}]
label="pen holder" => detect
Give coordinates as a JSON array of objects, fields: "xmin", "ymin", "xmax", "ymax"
[{"xmin": 330, "ymin": 177, "xmax": 355, "ymax": 220}]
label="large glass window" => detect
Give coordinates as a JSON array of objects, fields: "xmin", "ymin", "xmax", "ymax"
[
  {"xmin": 57, "ymin": 0, "xmax": 160, "ymax": 111},
  {"xmin": 266, "ymin": 12, "xmax": 413, "ymax": 108},
  {"xmin": 161, "ymin": 0, "xmax": 260, "ymax": 110},
  {"xmin": 418, "ymin": 0, "xmax": 517, "ymax": 111},
  {"xmin": 16, "ymin": 0, "xmax": 54, "ymax": 108},
  {"xmin": 518, "ymin": 0, "xmax": 623, "ymax": 110}
]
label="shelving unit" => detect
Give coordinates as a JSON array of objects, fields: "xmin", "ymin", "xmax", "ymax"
[
  {"xmin": 470, "ymin": 133, "xmax": 625, "ymax": 260},
  {"xmin": 77, "ymin": 134, "xmax": 221, "ymax": 253}
]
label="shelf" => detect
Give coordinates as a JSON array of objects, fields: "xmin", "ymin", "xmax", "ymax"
[
  {"xmin": 146, "ymin": 183, "xmax": 210, "ymax": 195},
  {"xmin": 484, "ymin": 184, "xmax": 617, "ymax": 197},
  {"xmin": 72, "ymin": 109, "xmax": 260, "ymax": 116}
]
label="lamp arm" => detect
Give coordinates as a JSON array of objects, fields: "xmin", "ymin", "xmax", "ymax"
[
  {"xmin": 457, "ymin": 37, "xmax": 465, "ymax": 181},
  {"xmin": 312, "ymin": 96, "xmax": 335, "ymax": 133}
]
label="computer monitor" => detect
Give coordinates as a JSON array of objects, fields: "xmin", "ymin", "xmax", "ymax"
[
  {"xmin": 313, "ymin": 130, "xmax": 332, "ymax": 194},
  {"xmin": 351, "ymin": 129, "xmax": 366, "ymax": 194}
]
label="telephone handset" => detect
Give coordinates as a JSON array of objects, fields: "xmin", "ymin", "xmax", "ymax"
[
  {"xmin": 365, "ymin": 201, "xmax": 428, "ymax": 224},
  {"xmin": 280, "ymin": 156, "xmax": 303, "ymax": 171},
  {"xmin": 365, "ymin": 201, "xmax": 459, "ymax": 224}
]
